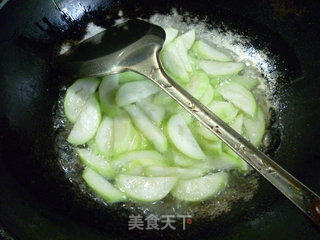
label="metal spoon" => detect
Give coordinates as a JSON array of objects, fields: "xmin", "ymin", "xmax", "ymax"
[{"xmin": 59, "ymin": 19, "xmax": 320, "ymax": 226}]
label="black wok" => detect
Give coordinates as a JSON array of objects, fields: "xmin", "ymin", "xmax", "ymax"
[{"xmin": 0, "ymin": 0, "xmax": 319, "ymax": 239}]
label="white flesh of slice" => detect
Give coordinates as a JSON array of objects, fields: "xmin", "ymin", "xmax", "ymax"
[
  {"xmin": 94, "ymin": 117, "xmax": 113, "ymax": 157},
  {"xmin": 67, "ymin": 94, "xmax": 101, "ymax": 145},
  {"xmin": 116, "ymin": 81, "xmax": 159, "ymax": 106},
  {"xmin": 125, "ymin": 104, "xmax": 168, "ymax": 152},
  {"xmin": 116, "ymin": 174, "xmax": 177, "ymax": 202},
  {"xmin": 83, "ymin": 168, "xmax": 127, "ymax": 203},
  {"xmin": 167, "ymin": 114, "xmax": 205, "ymax": 160},
  {"xmin": 199, "ymin": 60, "xmax": 244, "ymax": 77},
  {"xmin": 218, "ymin": 82, "xmax": 257, "ymax": 117},
  {"xmin": 64, "ymin": 77, "xmax": 99, "ymax": 123},
  {"xmin": 171, "ymin": 172, "xmax": 228, "ymax": 202}
]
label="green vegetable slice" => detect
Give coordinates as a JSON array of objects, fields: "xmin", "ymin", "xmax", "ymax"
[
  {"xmin": 199, "ymin": 84, "xmax": 214, "ymax": 105},
  {"xmin": 125, "ymin": 104, "xmax": 168, "ymax": 152},
  {"xmin": 179, "ymin": 29, "xmax": 196, "ymax": 49},
  {"xmin": 173, "ymin": 36, "xmax": 193, "ymax": 72},
  {"xmin": 112, "ymin": 150, "xmax": 164, "ymax": 173},
  {"xmin": 83, "ymin": 168, "xmax": 126, "ymax": 203},
  {"xmin": 196, "ymin": 152, "xmax": 248, "ymax": 172},
  {"xmin": 172, "ymin": 151, "xmax": 197, "ymax": 167},
  {"xmin": 95, "ymin": 117, "xmax": 113, "ymax": 157},
  {"xmin": 76, "ymin": 148, "xmax": 115, "ymax": 178},
  {"xmin": 199, "ymin": 60, "xmax": 244, "ymax": 77},
  {"xmin": 160, "ymin": 42, "xmax": 189, "ymax": 83},
  {"xmin": 145, "ymin": 166, "xmax": 204, "ymax": 179},
  {"xmin": 243, "ymin": 107, "xmax": 265, "ymax": 146},
  {"xmin": 67, "ymin": 94, "xmax": 101, "ymax": 145},
  {"xmin": 218, "ymin": 82, "xmax": 257, "ymax": 117},
  {"xmin": 153, "ymin": 91, "xmax": 174, "ymax": 106},
  {"xmin": 185, "ymin": 71, "xmax": 210, "ymax": 99},
  {"xmin": 163, "ymin": 27, "xmax": 178, "ymax": 46},
  {"xmin": 118, "ymin": 71, "xmax": 147, "ymax": 83},
  {"xmin": 116, "ymin": 80, "xmax": 159, "ymax": 106},
  {"xmin": 171, "ymin": 172, "xmax": 228, "ymax": 202},
  {"xmin": 99, "ymin": 74, "xmax": 119, "ymax": 115},
  {"xmin": 116, "ymin": 174, "xmax": 177, "ymax": 202},
  {"xmin": 208, "ymin": 101, "xmax": 239, "ymax": 123},
  {"xmin": 113, "ymin": 113, "xmax": 138, "ymax": 155},
  {"xmin": 231, "ymin": 74, "xmax": 259, "ymax": 90},
  {"xmin": 230, "ymin": 114, "xmax": 244, "ymax": 134},
  {"xmin": 64, "ymin": 77, "xmax": 100, "ymax": 123},
  {"xmin": 167, "ymin": 114, "xmax": 205, "ymax": 160},
  {"xmin": 188, "ymin": 54, "xmax": 199, "ymax": 70},
  {"xmin": 192, "ymin": 40, "xmax": 232, "ymax": 62},
  {"xmin": 202, "ymin": 140, "xmax": 223, "ymax": 156},
  {"xmin": 137, "ymin": 96, "xmax": 165, "ymax": 126},
  {"xmin": 196, "ymin": 123, "xmax": 219, "ymax": 142}
]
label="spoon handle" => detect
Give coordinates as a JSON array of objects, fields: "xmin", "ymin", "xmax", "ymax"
[{"xmin": 128, "ymin": 47, "xmax": 320, "ymax": 227}]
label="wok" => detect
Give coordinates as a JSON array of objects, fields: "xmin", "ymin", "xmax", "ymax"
[{"xmin": 0, "ymin": 0, "xmax": 319, "ymax": 239}]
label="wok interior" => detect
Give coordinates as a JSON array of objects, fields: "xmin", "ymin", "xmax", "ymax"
[{"xmin": 0, "ymin": 0, "xmax": 319, "ymax": 239}]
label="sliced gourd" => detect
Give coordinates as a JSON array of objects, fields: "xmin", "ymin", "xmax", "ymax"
[
  {"xmin": 153, "ymin": 91, "xmax": 174, "ymax": 105},
  {"xmin": 64, "ymin": 77, "xmax": 100, "ymax": 123},
  {"xmin": 199, "ymin": 60, "xmax": 244, "ymax": 77},
  {"xmin": 127, "ymin": 128, "xmax": 144, "ymax": 151},
  {"xmin": 218, "ymin": 82, "xmax": 257, "ymax": 117},
  {"xmin": 82, "ymin": 168, "xmax": 126, "ymax": 203},
  {"xmin": 112, "ymin": 150, "xmax": 164, "ymax": 173},
  {"xmin": 185, "ymin": 71, "xmax": 210, "ymax": 99},
  {"xmin": 173, "ymin": 36, "xmax": 193, "ymax": 72},
  {"xmin": 160, "ymin": 43, "xmax": 189, "ymax": 83},
  {"xmin": 171, "ymin": 172, "xmax": 228, "ymax": 202},
  {"xmin": 87, "ymin": 139, "xmax": 101, "ymax": 155},
  {"xmin": 113, "ymin": 113, "xmax": 137, "ymax": 155},
  {"xmin": 118, "ymin": 71, "xmax": 147, "ymax": 83},
  {"xmin": 179, "ymin": 29, "xmax": 196, "ymax": 49},
  {"xmin": 67, "ymin": 94, "xmax": 101, "ymax": 145},
  {"xmin": 210, "ymin": 77, "xmax": 220, "ymax": 87},
  {"xmin": 192, "ymin": 40, "xmax": 232, "ymax": 62},
  {"xmin": 145, "ymin": 166, "xmax": 204, "ymax": 179},
  {"xmin": 212, "ymin": 87, "xmax": 223, "ymax": 100},
  {"xmin": 177, "ymin": 107, "xmax": 193, "ymax": 124},
  {"xmin": 137, "ymin": 133, "xmax": 150, "ymax": 149},
  {"xmin": 188, "ymin": 54, "xmax": 199, "ymax": 69},
  {"xmin": 208, "ymin": 101, "xmax": 239, "ymax": 123},
  {"xmin": 116, "ymin": 174, "xmax": 177, "ymax": 202},
  {"xmin": 164, "ymin": 27, "xmax": 179, "ymax": 46},
  {"xmin": 125, "ymin": 104, "xmax": 168, "ymax": 152},
  {"xmin": 195, "ymin": 102, "xmax": 238, "ymax": 142},
  {"xmin": 196, "ymin": 152, "xmax": 248, "ymax": 172},
  {"xmin": 99, "ymin": 74, "xmax": 119, "ymax": 115},
  {"xmin": 167, "ymin": 114, "xmax": 205, "ymax": 160},
  {"xmin": 202, "ymin": 140, "xmax": 223, "ymax": 156},
  {"xmin": 137, "ymin": 96, "xmax": 165, "ymax": 126},
  {"xmin": 116, "ymin": 80, "xmax": 159, "ymax": 106},
  {"xmin": 123, "ymin": 157, "xmax": 166, "ymax": 174},
  {"xmin": 199, "ymin": 84, "xmax": 214, "ymax": 105},
  {"xmin": 76, "ymin": 148, "xmax": 114, "ymax": 178},
  {"xmin": 222, "ymin": 114, "xmax": 245, "ymax": 157},
  {"xmin": 243, "ymin": 107, "xmax": 265, "ymax": 146},
  {"xmin": 125, "ymin": 166, "xmax": 145, "ymax": 176},
  {"xmin": 231, "ymin": 74, "xmax": 259, "ymax": 90},
  {"xmin": 95, "ymin": 117, "xmax": 113, "ymax": 157},
  {"xmin": 227, "ymin": 151, "xmax": 249, "ymax": 172},
  {"xmin": 230, "ymin": 114, "xmax": 244, "ymax": 134},
  {"xmin": 196, "ymin": 123, "xmax": 219, "ymax": 141},
  {"xmin": 172, "ymin": 151, "xmax": 197, "ymax": 167}
]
